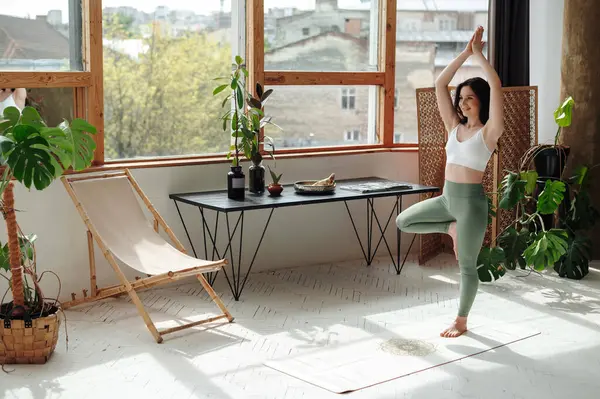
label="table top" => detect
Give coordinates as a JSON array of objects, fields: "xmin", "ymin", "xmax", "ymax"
[{"xmin": 169, "ymin": 177, "xmax": 439, "ymax": 212}]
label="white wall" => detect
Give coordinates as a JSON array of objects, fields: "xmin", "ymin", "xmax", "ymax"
[
  {"xmin": 1, "ymin": 152, "xmax": 422, "ymax": 302},
  {"xmin": 530, "ymin": 0, "xmax": 565, "ymax": 143}
]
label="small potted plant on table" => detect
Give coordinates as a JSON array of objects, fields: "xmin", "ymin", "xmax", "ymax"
[{"xmin": 267, "ymin": 166, "xmax": 283, "ymax": 197}]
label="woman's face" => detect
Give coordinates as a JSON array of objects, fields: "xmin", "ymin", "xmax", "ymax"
[{"xmin": 458, "ymin": 85, "xmax": 481, "ymax": 121}]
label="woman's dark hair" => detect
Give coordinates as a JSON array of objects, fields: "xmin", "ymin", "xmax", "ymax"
[{"xmin": 453, "ymin": 77, "xmax": 490, "ymax": 124}]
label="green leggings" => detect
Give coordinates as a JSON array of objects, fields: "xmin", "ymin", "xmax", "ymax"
[{"xmin": 396, "ymin": 180, "xmax": 488, "ymax": 317}]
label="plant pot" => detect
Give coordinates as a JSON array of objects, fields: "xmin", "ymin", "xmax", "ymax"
[
  {"xmin": 249, "ymin": 161, "xmax": 266, "ymax": 194},
  {"xmin": 533, "ymin": 145, "xmax": 570, "ymax": 179},
  {"xmin": 0, "ymin": 303, "xmax": 61, "ymax": 365},
  {"xmin": 227, "ymin": 165, "xmax": 245, "ymax": 200},
  {"xmin": 267, "ymin": 184, "xmax": 283, "ymax": 197}
]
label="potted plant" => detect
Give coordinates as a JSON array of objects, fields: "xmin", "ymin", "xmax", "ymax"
[
  {"xmin": 213, "ymin": 56, "xmax": 279, "ymax": 198},
  {"xmin": 477, "ymin": 162, "xmax": 598, "ymax": 282},
  {"xmin": 524, "ymin": 96, "xmax": 574, "ymax": 180},
  {"xmin": 0, "ymin": 105, "xmax": 97, "ymax": 364},
  {"xmin": 267, "ymin": 166, "xmax": 283, "ymax": 197}
]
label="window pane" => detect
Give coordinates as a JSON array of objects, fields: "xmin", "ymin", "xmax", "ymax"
[
  {"xmin": 0, "ymin": 87, "xmax": 74, "ymax": 125},
  {"xmin": 394, "ymin": 1, "xmax": 489, "ymax": 143},
  {"xmin": 0, "ymin": 3, "xmax": 83, "ymax": 71},
  {"xmin": 264, "ymin": 0, "xmax": 379, "ymax": 71},
  {"xmin": 102, "ymin": 2, "xmax": 237, "ymax": 160},
  {"xmin": 264, "ymin": 85, "xmax": 379, "ymax": 149}
]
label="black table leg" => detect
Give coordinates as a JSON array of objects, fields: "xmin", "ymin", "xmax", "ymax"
[
  {"xmin": 196, "ymin": 208, "xmax": 275, "ymax": 301},
  {"xmin": 344, "ymin": 196, "xmax": 416, "ymax": 274}
]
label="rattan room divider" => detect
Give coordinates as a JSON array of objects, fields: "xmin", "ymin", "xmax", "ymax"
[{"xmin": 415, "ymin": 86, "xmax": 538, "ymax": 264}]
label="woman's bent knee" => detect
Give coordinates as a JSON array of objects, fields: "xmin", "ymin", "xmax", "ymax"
[{"xmin": 396, "ymin": 213, "xmax": 409, "ymax": 231}]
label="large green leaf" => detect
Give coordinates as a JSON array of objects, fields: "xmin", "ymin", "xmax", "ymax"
[
  {"xmin": 523, "ymin": 229, "xmax": 568, "ymax": 271},
  {"xmin": 566, "ymin": 190, "xmax": 599, "ymax": 231},
  {"xmin": 499, "ymin": 172, "xmax": 527, "ymax": 210},
  {"xmin": 3, "ymin": 135, "xmax": 55, "ymax": 190},
  {"xmin": 64, "ymin": 119, "xmax": 97, "ymax": 171},
  {"xmin": 569, "ymin": 165, "xmax": 589, "ymax": 187},
  {"xmin": 2, "ymin": 106, "xmax": 21, "ymax": 126},
  {"xmin": 537, "ymin": 179, "xmax": 566, "ymax": 214},
  {"xmin": 13, "ymin": 123, "xmax": 40, "ymax": 141},
  {"xmin": 20, "ymin": 106, "xmax": 47, "ymax": 130},
  {"xmin": 553, "ymin": 96, "xmax": 574, "ymax": 127},
  {"xmin": 498, "ymin": 227, "xmax": 530, "ymax": 270},
  {"xmin": 40, "ymin": 126, "xmax": 73, "ymax": 176},
  {"xmin": 520, "ymin": 170, "xmax": 538, "ymax": 195},
  {"xmin": 0, "ymin": 118, "xmax": 13, "ymax": 134},
  {"xmin": 554, "ymin": 234, "xmax": 591, "ymax": 280},
  {"xmin": 477, "ymin": 246, "xmax": 506, "ymax": 282}
]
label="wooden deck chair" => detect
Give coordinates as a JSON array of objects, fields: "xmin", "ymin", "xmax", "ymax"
[{"xmin": 61, "ymin": 169, "xmax": 233, "ymax": 343}]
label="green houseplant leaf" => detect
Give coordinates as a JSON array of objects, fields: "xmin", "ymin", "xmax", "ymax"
[
  {"xmin": 499, "ymin": 171, "xmax": 527, "ymax": 210},
  {"xmin": 498, "ymin": 227, "xmax": 530, "ymax": 270},
  {"xmin": 1, "ymin": 134, "xmax": 56, "ymax": 190},
  {"xmin": 554, "ymin": 234, "xmax": 591, "ymax": 280},
  {"xmin": 520, "ymin": 170, "xmax": 538, "ymax": 195},
  {"xmin": 477, "ymin": 246, "xmax": 506, "ymax": 282},
  {"xmin": 553, "ymin": 96, "xmax": 574, "ymax": 128},
  {"xmin": 65, "ymin": 118, "xmax": 97, "ymax": 171},
  {"xmin": 2, "ymin": 106, "xmax": 21, "ymax": 127},
  {"xmin": 523, "ymin": 229, "xmax": 568, "ymax": 271},
  {"xmin": 537, "ymin": 180, "xmax": 566, "ymax": 215}
]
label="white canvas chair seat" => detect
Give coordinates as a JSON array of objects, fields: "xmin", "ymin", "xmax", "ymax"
[
  {"xmin": 70, "ymin": 175, "xmax": 221, "ymax": 276},
  {"xmin": 61, "ymin": 170, "xmax": 234, "ymax": 343}
]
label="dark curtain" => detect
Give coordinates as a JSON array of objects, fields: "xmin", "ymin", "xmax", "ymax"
[{"xmin": 493, "ymin": 0, "xmax": 530, "ymax": 86}]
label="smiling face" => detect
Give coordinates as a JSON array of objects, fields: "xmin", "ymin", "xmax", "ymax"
[{"xmin": 458, "ymin": 85, "xmax": 481, "ymax": 122}]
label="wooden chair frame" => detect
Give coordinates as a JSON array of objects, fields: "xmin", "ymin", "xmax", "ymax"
[{"xmin": 60, "ymin": 169, "xmax": 234, "ymax": 343}]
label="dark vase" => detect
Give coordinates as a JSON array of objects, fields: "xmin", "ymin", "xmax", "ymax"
[
  {"xmin": 249, "ymin": 161, "xmax": 266, "ymax": 194},
  {"xmin": 533, "ymin": 146, "xmax": 570, "ymax": 179},
  {"xmin": 227, "ymin": 165, "xmax": 245, "ymax": 200}
]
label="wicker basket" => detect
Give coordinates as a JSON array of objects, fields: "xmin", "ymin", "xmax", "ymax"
[{"xmin": 0, "ymin": 309, "xmax": 61, "ymax": 365}]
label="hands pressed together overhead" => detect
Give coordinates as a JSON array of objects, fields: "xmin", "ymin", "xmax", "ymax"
[{"xmin": 464, "ymin": 26, "xmax": 485, "ymax": 57}]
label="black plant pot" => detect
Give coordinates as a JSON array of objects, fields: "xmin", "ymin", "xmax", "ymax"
[
  {"xmin": 533, "ymin": 146, "xmax": 570, "ymax": 179},
  {"xmin": 249, "ymin": 161, "xmax": 265, "ymax": 194},
  {"xmin": 227, "ymin": 165, "xmax": 245, "ymax": 200}
]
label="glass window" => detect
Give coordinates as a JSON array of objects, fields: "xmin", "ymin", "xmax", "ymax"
[
  {"xmin": 0, "ymin": 3, "xmax": 83, "ymax": 71},
  {"xmin": 395, "ymin": 3, "xmax": 489, "ymax": 143},
  {"xmin": 263, "ymin": 85, "xmax": 379, "ymax": 150},
  {"xmin": 341, "ymin": 88, "xmax": 356, "ymax": 110},
  {"xmin": 102, "ymin": 1, "xmax": 240, "ymax": 160},
  {"xmin": 264, "ymin": 0, "xmax": 379, "ymax": 71}
]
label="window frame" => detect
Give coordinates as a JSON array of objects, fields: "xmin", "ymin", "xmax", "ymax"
[{"xmin": 0, "ymin": 0, "xmax": 459, "ymax": 171}]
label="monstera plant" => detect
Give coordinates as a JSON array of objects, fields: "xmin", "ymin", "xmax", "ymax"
[
  {"xmin": 0, "ymin": 105, "xmax": 96, "ymax": 364},
  {"xmin": 478, "ymin": 163, "xmax": 598, "ymax": 282}
]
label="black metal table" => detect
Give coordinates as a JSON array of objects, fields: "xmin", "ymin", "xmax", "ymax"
[{"xmin": 169, "ymin": 177, "xmax": 439, "ymax": 300}]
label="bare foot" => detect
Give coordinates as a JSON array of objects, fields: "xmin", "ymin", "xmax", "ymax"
[
  {"xmin": 440, "ymin": 317, "xmax": 468, "ymax": 338},
  {"xmin": 447, "ymin": 221, "xmax": 458, "ymax": 260}
]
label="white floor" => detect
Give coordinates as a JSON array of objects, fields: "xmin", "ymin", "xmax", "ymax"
[{"xmin": 2, "ymin": 254, "xmax": 600, "ymax": 399}]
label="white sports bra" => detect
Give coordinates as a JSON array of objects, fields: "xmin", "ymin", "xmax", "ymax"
[{"xmin": 445, "ymin": 124, "xmax": 493, "ymax": 172}]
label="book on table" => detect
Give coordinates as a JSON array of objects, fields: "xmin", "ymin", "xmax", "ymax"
[{"xmin": 339, "ymin": 180, "xmax": 413, "ymax": 193}]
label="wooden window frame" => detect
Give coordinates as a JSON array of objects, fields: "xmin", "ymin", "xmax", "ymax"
[
  {"xmin": 249, "ymin": 0, "xmax": 405, "ymax": 154},
  {"xmin": 0, "ymin": 0, "xmax": 417, "ymax": 171}
]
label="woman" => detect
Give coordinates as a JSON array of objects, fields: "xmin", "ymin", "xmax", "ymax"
[
  {"xmin": 396, "ymin": 26, "xmax": 503, "ymax": 338},
  {"xmin": 0, "ymin": 88, "xmax": 27, "ymax": 115}
]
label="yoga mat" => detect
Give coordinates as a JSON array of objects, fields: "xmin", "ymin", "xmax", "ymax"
[{"xmin": 264, "ymin": 318, "xmax": 539, "ymax": 394}]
